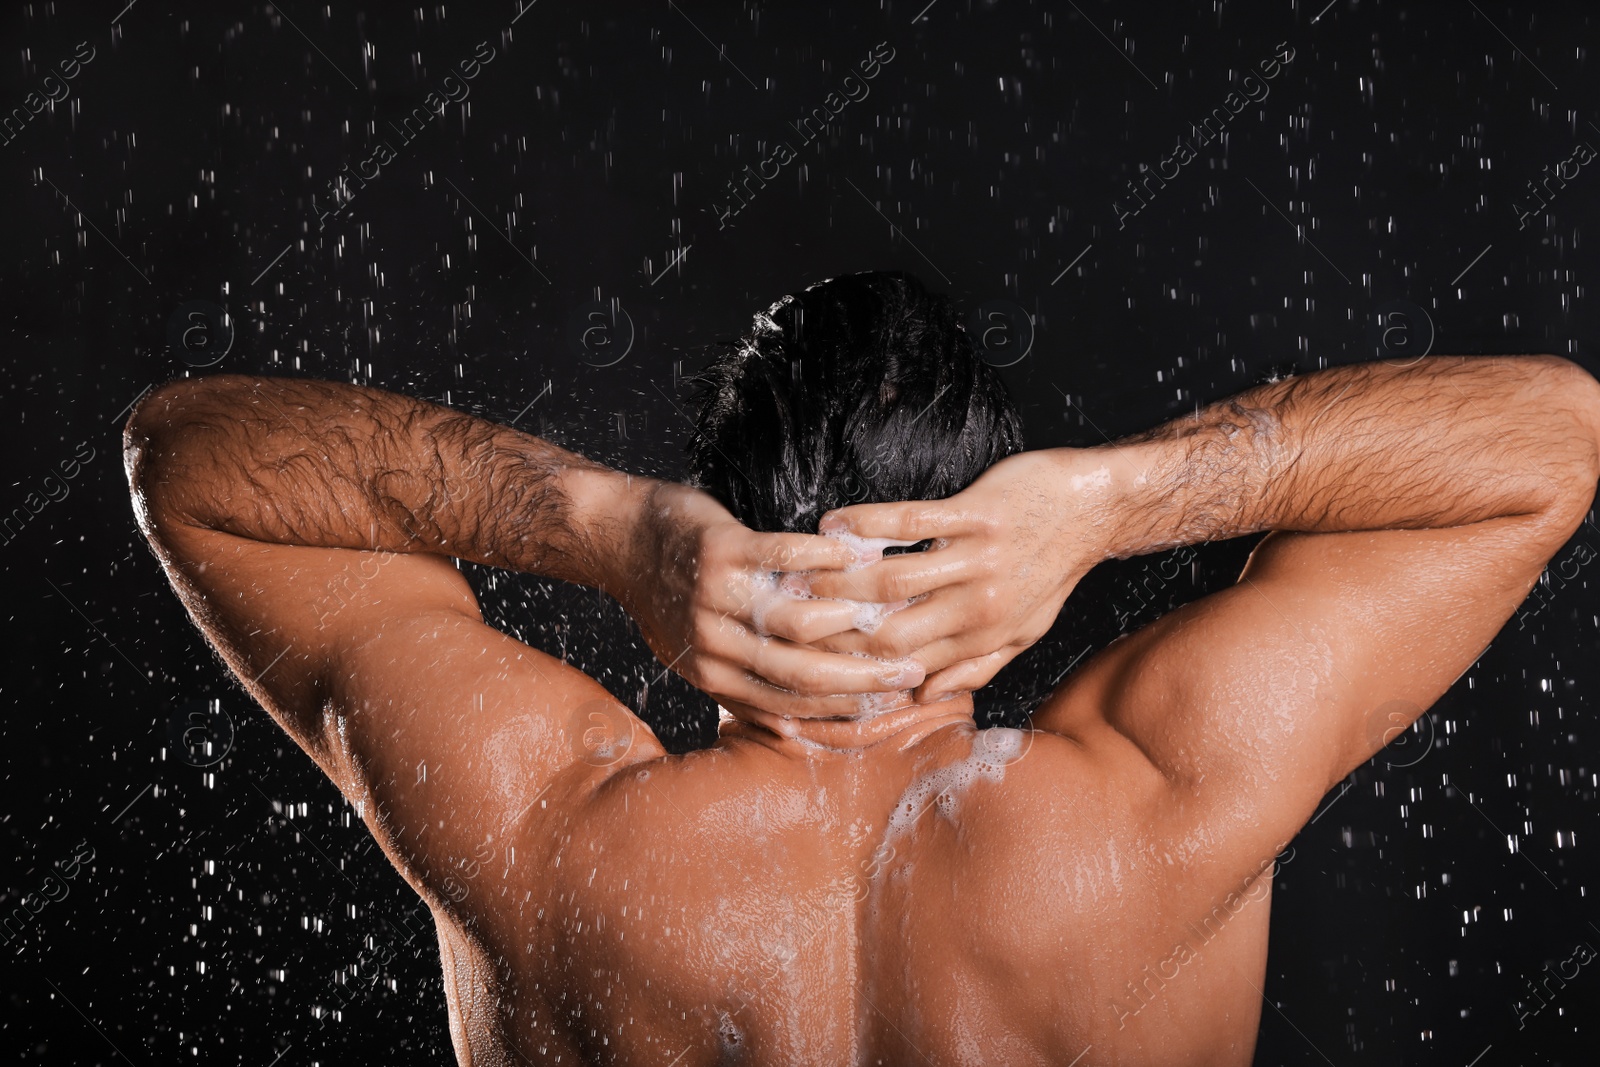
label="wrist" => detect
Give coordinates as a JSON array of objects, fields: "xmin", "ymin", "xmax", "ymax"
[
  {"xmin": 1095, "ymin": 439, "xmax": 1178, "ymax": 559},
  {"xmin": 1092, "ymin": 396, "xmax": 1290, "ymax": 558},
  {"xmin": 552, "ymin": 464, "xmax": 658, "ymax": 595},
  {"xmin": 1028, "ymin": 444, "xmax": 1158, "ymax": 564}
]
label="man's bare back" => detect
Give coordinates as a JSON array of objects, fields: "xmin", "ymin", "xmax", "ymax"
[
  {"xmin": 124, "ymin": 350, "xmax": 1600, "ymax": 1064},
  {"xmin": 466, "ymin": 714, "xmax": 1274, "ymax": 1066}
]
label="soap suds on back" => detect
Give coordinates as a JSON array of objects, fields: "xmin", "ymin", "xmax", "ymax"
[{"xmin": 887, "ymin": 728, "xmax": 1028, "ymax": 835}]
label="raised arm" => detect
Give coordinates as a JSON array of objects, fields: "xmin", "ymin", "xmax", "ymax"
[
  {"xmin": 125, "ymin": 374, "xmax": 912, "ymax": 736},
  {"xmin": 813, "ymin": 354, "xmax": 1600, "ymax": 867},
  {"xmin": 124, "ymin": 374, "xmax": 916, "ymax": 913},
  {"xmin": 1041, "ymin": 354, "xmax": 1600, "ymax": 764}
]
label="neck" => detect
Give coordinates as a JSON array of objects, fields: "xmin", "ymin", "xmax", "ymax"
[{"xmin": 717, "ymin": 693, "xmax": 977, "ymax": 755}]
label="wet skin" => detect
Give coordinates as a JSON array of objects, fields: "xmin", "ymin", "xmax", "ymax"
[
  {"xmin": 455, "ymin": 705, "xmax": 1279, "ymax": 1067},
  {"xmin": 124, "ymin": 357, "xmax": 1600, "ymax": 1064}
]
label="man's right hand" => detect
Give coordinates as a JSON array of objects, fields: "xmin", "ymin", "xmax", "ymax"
[
  {"xmin": 616, "ymin": 479, "xmax": 927, "ymax": 717},
  {"xmin": 800, "ymin": 448, "xmax": 1123, "ymax": 699}
]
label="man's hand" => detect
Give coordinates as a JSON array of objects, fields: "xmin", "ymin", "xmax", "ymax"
[
  {"xmin": 615, "ymin": 480, "xmax": 926, "ymax": 718},
  {"xmin": 799, "ymin": 449, "xmax": 1120, "ymax": 700}
]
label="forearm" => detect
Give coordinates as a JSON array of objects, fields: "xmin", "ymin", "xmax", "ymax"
[
  {"xmin": 1083, "ymin": 355, "xmax": 1600, "ymax": 557},
  {"xmin": 124, "ymin": 375, "xmax": 649, "ymax": 592}
]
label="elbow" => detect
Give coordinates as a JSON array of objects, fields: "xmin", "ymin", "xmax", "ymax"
[
  {"xmin": 123, "ymin": 374, "xmax": 262, "ymax": 537},
  {"xmin": 123, "ymin": 373, "xmax": 267, "ymax": 461},
  {"xmin": 1541, "ymin": 354, "xmax": 1600, "ymax": 480},
  {"xmin": 1524, "ymin": 355, "xmax": 1600, "ymax": 534},
  {"xmin": 123, "ymin": 374, "xmax": 258, "ymax": 442},
  {"xmin": 1529, "ymin": 353, "xmax": 1600, "ymax": 421},
  {"xmin": 122, "ymin": 378, "xmax": 197, "ymax": 525}
]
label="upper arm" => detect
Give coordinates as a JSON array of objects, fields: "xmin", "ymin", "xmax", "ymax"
[
  {"xmin": 1031, "ymin": 509, "xmax": 1579, "ymax": 885},
  {"xmin": 149, "ymin": 521, "xmax": 661, "ymax": 905}
]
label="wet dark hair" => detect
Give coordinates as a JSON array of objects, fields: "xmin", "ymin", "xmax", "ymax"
[{"xmin": 688, "ymin": 271, "xmax": 1025, "ymax": 534}]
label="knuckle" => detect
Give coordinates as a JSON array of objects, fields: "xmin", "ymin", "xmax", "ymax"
[
  {"xmin": 702, "ymin": 525, "xmax": 739, "ymax": 563},
  {"xmin": 771, "ymin": 538, "xmax": 803, "ymax": 569},
  {"xmin": 686, "ymin": 619, "xmax": 710, "ymax": 651},
  {"xmin": 783, "ymin": 612, "xmax": 824, "ymax": 645},
  {"xmin": 812, "ymin": 576, "xmax": 846, "ymax": 600},
  {"xmin": 873, "ymin": 625, "xmax": 913, "ymax": 659},
  {"xmin": 713, "ymin": 666, "xmax": 752, "ymax": 701},
  {"xmin": 726, "ymin": 576, "xmax": 756, "ymax": 614},
  {"xmin": 882, "ymin": 635, "xmax": 914, "ymax": 661},
  {"xmin": 688, "ymin": 609, "xmax": 715, "ymax": 638},
  {"xmin": 691, "ymin": 612, "xmax": 732, "ymax": 649},
  {"xmin": 772, "ymin": 621, "xmax": 810, "ymax": 647},
  {"xmin": 791, "ymin": 662, "xmax": 828, "ymax": 694},
  {"xmin": 759, "ymin": 610, "xmax": 796, "ymax": 641},
  {"xmin": 678, "ymin": 655, "xmax": 710, "ymax": 688},
  {"xmin": 813, "ymin": 632, "xmax": 856, "ymax": 656}
]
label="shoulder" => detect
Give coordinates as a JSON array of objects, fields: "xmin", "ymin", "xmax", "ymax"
[{"xmin": 955, "ymin": 727, "xmax": 1172, "ymax": 903}]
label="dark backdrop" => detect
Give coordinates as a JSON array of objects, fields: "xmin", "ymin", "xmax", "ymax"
[{"xmin": 2, "ymin": 1, "xmax": 1597, "ymax": 1063}]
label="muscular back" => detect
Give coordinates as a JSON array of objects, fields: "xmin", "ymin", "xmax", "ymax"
[{"xmin": 460, "ymin": 721, "xmax": 1272, "ymax": 1067}]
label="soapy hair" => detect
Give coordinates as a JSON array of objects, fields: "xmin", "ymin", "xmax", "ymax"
[{"xmin": 688, "ymin": 271, "xmax": 1024, "ymax": 533}]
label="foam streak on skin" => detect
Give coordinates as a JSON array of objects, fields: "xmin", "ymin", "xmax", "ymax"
[
  {"xmin": 886, "ymin": 728, "xmax": 1027, "ymax": 836},
  {"xmin": 822, "ymin": 529, "xmax": 922, "ymax": 572},
  {"xmin": 746, "ymin": 570, "xmax": 784, "ymax": 635},
  {"xmin": 1069, "ymin": 464, "xmax": 1112, "ymax": 492},
  {"xmin": 846, "ymin": 596, "xmax": 913, "ymax": 635},
  {"xmin": 854, "ymin": 690, "xmax": 901, "ymax": 718},
  {"xmin": 747, "ymin": 568, "xmax": 911, "ymax": 640}
]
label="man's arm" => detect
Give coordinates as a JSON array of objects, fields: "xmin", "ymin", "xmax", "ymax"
[
  {"xmin": 123, "ymin": 375, "xmax": 905, "ymax": 901},
  {"xmin": 811, "ymin": 355, "xmax": 1600, "ymax": 872},
  {"xmin": 125, "ymin": 374, "xmax": 913, "ymax": 722},
  {"xmin": 1046, "ymin": 355, "xmax": 1600, "ymax": 785}
]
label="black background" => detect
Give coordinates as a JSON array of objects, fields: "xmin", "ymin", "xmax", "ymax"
[{"xmin": 2, "ymin": 1, "xmax": 1597, "ymax": 1063}]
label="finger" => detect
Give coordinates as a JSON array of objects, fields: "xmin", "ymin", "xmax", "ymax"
[
  {"xmin": 892, "ymin": 630, "xmax": 1012, "ymax": 682},
  {"xmin": 913, "ymin": 648, "xmax": 1018, "ymax": 702},
  {"xmin": 739, "ymin": 531, "xmax": 858, "ymax": 572},
  {"xmin": 695, "ymin": 659, "xmax": 903, "ymax": 720},
  {"xmin": 780, "ymin": 596, "xmax": 918, "ymax": 645},
  {"xmin": 804, "ymin": 552, "xmax": 969, "ymax": 602},
  {"xmin": 734, "ymin": 630, "xmax": 925, "ymax": 695},
  {"xmin": 832, "ymin": 600, "xmax": 971, "ymax": 661},
  {"xmin": 747, "ymin": 595, "xmax": 880, "ymax": 644},
  {"xmin": 714, "ymin": 574, "xmax": 906, "ymax": 646},
  {"xmin": 708, "ymin": 571, "xmax": 814, "ymax": 638},
  {"xmin": 818, "ymin": 500, "xmax": 967, "ymax": 541},
  {"xmin": 692, "ymin": 610, "xmax": 925, "ymax": 692},
  {"xmin": 816, "ymin": 615, "xmax": 1000, "ymax": 676}
]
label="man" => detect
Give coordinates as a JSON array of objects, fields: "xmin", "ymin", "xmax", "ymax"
[{"xmin": 125, "ymin": 271, "xmax": 1600, "ymax": 1065}]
